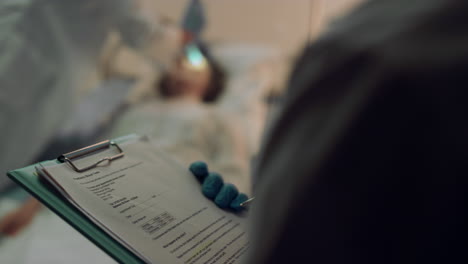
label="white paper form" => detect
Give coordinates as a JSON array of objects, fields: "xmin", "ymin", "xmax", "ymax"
[{"xmin": 41, "ymin": 138, "xmax": 249, "ymax": 264}]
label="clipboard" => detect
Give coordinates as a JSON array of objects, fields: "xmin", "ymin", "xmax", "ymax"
[{"xmin": 7, "ymin": 134, "xmax": 145, "ymax": 264}]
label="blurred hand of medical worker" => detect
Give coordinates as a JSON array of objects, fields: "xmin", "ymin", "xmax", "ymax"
[
  {"xmin": 0, "ymin": 198, "xmax": 41, "ymax": 237},
  {"xmin": 189, "ymin": 162, "xmax": 249, "ymax": 212}
]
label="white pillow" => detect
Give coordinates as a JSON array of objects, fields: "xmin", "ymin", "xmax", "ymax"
[{"xmin": 212, "ymin": 43, "xmax": 280, "ymax": 75}]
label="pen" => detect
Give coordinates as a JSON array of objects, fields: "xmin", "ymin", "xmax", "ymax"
[{"xmin": 240, "ymin": 197, "xmax": 255, "ymax": 207}]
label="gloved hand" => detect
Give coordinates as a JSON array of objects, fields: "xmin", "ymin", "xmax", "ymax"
[{"xmin": 189, "ymin": 161, "xmax": 249, "ymax": 211}]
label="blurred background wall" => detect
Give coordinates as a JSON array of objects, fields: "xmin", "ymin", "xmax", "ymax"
[{"xmin": 142, "ymin": 0, "xmax": 365, "ymax": 57}]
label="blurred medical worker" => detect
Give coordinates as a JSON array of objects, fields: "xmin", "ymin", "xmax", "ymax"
[{"xmin": 0, "ymin": 0, "xmax": 171, "ymax": 235}]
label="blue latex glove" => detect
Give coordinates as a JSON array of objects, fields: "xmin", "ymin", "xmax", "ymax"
[{"xmin": 189, "ymin": 161, "xmax": 249, "ymax": 211}]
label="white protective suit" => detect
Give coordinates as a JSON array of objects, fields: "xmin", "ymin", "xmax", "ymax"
[{"xmin": 0, "ymin": 0, "xmax": 157, "ymax": 191}]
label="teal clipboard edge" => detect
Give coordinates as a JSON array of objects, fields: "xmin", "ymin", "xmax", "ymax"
[{"xmin": 7, "ymin": 134, "xmax": 145, "ymax": 264}]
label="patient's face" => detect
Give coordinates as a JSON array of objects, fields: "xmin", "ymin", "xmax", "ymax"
[{"xmin": 165, "ymin": 58, "xmax": 212, "ymax": 99}]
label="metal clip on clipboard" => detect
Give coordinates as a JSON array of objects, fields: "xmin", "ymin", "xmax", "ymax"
[{"xmin": 57, "ymin": 140, "xmax": 124, "ymax": 173}]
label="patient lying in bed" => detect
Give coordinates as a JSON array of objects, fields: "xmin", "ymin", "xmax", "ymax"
[
  {"xmin": 110, "ymin": 43, "xmax": 251, "ymax": 194},
  {"xmin": 0, "ymin": 43, "xmax": 252, "ymax": 238}
]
